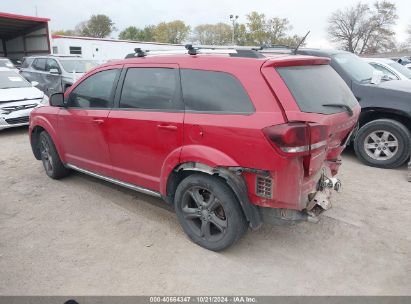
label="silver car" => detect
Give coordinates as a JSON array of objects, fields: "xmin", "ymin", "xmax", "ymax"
[
  {"xmin": 20, "ymin": 55, "xmax": 100, "ymax": 96},
  {"xmin": 0, "ymin": 68, "xmax": 48, "ymax": 130}
]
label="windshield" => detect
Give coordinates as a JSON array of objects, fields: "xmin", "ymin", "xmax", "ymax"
[
  {"xmin": 387, "ymin": 61, "xmax": 411, "ymax": 79},
  {"xmin": 0, "ymin": 71, "xmax": 31, "ymax": 89},
  {"xmin": 60, "ymin": 59, "xmax": 99, "ymax": 73},
  {"xmin": 276, "ymin": 65, "xmax": 358, "ymax": 115},
  {"xmin": 0, "ymin": 59, "xmax": 15, "ymax": 69},
  {"xmin": 333, "ymin": 53, "xmax": 375, "ymax": 82}
]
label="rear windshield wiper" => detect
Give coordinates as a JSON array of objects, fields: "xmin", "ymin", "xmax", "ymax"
[{"xmin": 322, "ymin": 103, "xmax": 353, "ymax": 116}]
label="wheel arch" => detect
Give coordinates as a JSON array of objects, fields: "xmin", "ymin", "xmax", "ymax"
[
  {"xmin": 164, "ymin": 161, "xmax": 262, "ymax": 230},
  {"xmin": 30, "ymin": 117, "xmax": 65, "ymax": 162},
  {"xmin": 359, "ymin": 108, "xmax": 411, "ymax": 133}
]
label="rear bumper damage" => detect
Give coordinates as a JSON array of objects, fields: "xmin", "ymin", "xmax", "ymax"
[{"xmin": 260, "ymin": 170, "xmax": 341, "ymax": 225}]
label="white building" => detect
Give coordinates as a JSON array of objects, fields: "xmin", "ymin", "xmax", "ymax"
[{"xmin": 51, "ymin": 35, "xmax": 186, "ymax": 60}]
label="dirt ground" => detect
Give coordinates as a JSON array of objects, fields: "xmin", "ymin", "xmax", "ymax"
[{"xmin": 0, "ymin": 126, "xmax": 410, "ymax": 295}]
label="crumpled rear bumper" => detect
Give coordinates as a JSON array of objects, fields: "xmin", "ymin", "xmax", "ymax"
[{"xmin": 260, "ymin": 170, "xmax": 341, "ymax": 225}]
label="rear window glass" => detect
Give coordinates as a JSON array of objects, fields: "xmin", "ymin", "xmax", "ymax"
[
  {"xmin": 276, "ymin": 65, "xmax": 357, "ymax": 115},
  {"xmin": 181, "ymin": 69, "xmax": 255, "ymax": 114}
]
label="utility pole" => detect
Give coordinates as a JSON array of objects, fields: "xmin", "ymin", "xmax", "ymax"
[{"xmin": 229, "ymin": 15, "xmax": 239, "ymax": 45}]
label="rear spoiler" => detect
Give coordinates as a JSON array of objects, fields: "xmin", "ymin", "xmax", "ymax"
[{"xmin": 262, "ymin": 56, "xmax": 330, "ymax": 68}]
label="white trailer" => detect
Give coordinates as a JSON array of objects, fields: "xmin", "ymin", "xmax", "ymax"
[
  {"xmin": 0, "ymin": 12, "xmax": 51, "ymax": 60},
  {"xmin": 51, "ymin": 35, "xmax": 185, "ymax": 60}
]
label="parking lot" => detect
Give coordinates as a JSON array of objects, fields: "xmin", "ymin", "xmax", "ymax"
[{"xmin": 0, "ymin": 126, "xmax": 410, "ymax": 295}]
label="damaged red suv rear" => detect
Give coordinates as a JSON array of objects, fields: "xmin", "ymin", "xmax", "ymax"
[{"xmin": 29, "ymin": 48, "xmax": 360, "ymax": 251}]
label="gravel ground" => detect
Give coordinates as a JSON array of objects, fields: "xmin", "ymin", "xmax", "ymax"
[{"xmin": 0, "ymin": 126, "xmax": 410, "ymax": 295}]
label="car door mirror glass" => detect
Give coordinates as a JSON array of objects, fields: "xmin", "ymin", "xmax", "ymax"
[{"xmin": 49, "ymin": 93, "xmax": 65, "ymax": 107}]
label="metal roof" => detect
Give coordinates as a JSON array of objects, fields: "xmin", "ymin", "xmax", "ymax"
[{"xmin": 0, "ymin": 12, "xmax": 50, "ymax": 39}]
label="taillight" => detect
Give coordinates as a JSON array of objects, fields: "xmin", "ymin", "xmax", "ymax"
[{"xmin": 263, "ymin": 122, "xmax": 328, "ymax": 156}]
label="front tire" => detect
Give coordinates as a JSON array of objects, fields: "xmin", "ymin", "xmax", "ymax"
[
  {"xmin": 174, "ymin": 174, "xmax": 248, "ymax": 251},
  {"xmin": 354, "ymin": 119, "xmax": 411, "ymax": 168},
  {"xmin": 39, "ymin": 131, "xmax": 70, "ymax": 179}
]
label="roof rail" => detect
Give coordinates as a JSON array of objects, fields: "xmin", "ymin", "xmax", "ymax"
[{"xmin": 124, "ymin": 45, "xmax": 266, "ymax": 59}]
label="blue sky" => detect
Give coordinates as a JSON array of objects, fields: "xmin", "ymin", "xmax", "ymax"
[{"xmin": 1, "ymin": 0, "xmax": 410, "ymax": 47}]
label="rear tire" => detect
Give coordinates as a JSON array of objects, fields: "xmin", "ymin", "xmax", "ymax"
[
  {"xmin": 39, "ymin": 131, "xmax": 70, "ymax": 179},
  {"xmin": 354, "ymin": 119, "xmax": 411, "ymax": 168},
  {"xmin": 174, "ymin": 174, "xmax": 248, "ymax": 251}
]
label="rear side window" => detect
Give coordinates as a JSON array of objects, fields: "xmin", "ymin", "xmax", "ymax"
[
  {"xmin": 32, "ymin": 58, "xmax": 46, "ymax": 71},
  {"xmin": 180, "ymin": 69, "xmax": 255, "ymax": 113},
  {"xmin": 68, "ymin": 69, "xmax": 119, "ymax": 108},
  {"xmin": 276, "ymin": 65, "xmax": 357, "ymax": 115},
  {"xmin": 119, "ymin": 68, "xmax": 183, "ymax": 110}
]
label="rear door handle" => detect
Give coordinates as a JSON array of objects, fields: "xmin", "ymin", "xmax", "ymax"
[
  {"xmin": 157, "ymin": 124, "xmax": 178, "ymax": 131},
  {"xmin": 92, "ymin": 118, "xmax": 104, "ymax": 125}
]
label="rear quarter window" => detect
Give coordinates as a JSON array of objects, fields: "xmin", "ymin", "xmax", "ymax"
[
  {"xmin": 180, "ymin": 69, "xmax": 255, "ymax": 114},
  {"xmin": 276, "ymin": 65, "xmax": 357, "ymax": 115}
]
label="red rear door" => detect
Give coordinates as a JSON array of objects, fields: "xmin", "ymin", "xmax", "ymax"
[{"xmin": 106, "ymin": 63, "xmax": 184, "ymax": 192}]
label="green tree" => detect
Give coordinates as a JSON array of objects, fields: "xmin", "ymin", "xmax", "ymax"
[
  {"xmin": 79, "ymin": 14, "xmax": 117, "ymax": 38},
  {"xmin": 327, "ymin": 1, "xmax": 398, "ymax": 54},
  {"xmin": 154, "ymin": 20, "xmax": 190, "ymax": 44},
  {"xmin": 193, "ymin": 23, "xmax": 232, "ymax": 45},
  {"xmin": 243, "ymin": 12, "xmax": 301, "ymax": 46},
  {"xmin": 246, "ymin": 12, "xmax": 269, "ymax": 45},
  {"xmin": 52, "ymin": 29, "xmax": 76, "ymax": 36},
  {"xmin": 119, "ymin": 25, "xmax": 156, "ymax": 41},
  {"xmin": 119, "ymin": 26, "xmax": 139, "ymax": 40},
  {"xmin": 235, "ymin": 24, "xmax": 248, "ymax": 46}
]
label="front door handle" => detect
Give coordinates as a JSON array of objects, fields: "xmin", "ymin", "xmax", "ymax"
[
  {"xmin": 92, "ymin": 118, "xmax": 104, "ymax": 125},
  {"xmin": 157, "ymin": 124, "xmax": 178, "ymax": 131}
]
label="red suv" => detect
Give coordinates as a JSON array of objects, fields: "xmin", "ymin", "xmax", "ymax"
[{"xmin": 29, "ymin": 49, "xmax": 360, "ymax": 251}]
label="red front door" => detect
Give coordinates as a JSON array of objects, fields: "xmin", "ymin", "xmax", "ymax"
[
  {"xmin": 106, "ymin": 64, "xmax": 184, "ymax": 192},
  {"xmin": 58, "ymin": 67, "xmax": 121, "ymax": 176}
]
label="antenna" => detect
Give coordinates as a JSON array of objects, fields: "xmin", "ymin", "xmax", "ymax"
[{"xmin": 293, "ymin": 31, "xmax": 310, "ymax": 55}]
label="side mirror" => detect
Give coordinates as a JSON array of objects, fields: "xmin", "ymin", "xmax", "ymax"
[
  {"xmin": 49, "ymin": 92, "xmax": 65, "ymax": 107},
  {"xmin": 31, "ymin": 81, "xmax": 39, "ymax": 87},
  {"xmin": 49, "ymin": 68, "xmax": 61, "ymax": 75}
]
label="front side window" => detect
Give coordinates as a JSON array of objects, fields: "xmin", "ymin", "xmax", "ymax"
[
  {"xmin": 370, "ymin": 63, "xmax": 398, "ymax": 80},
  {"xmin": 180, "ymin": 69, "xmax": 255, "ymax": 113},
  {"xmin": 119, "ymin": 68, "xmax": 182, "ymax": 110},
  {"xmin": 68, "ymin": 69, "xmax": 118, "ymax": 108}
]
